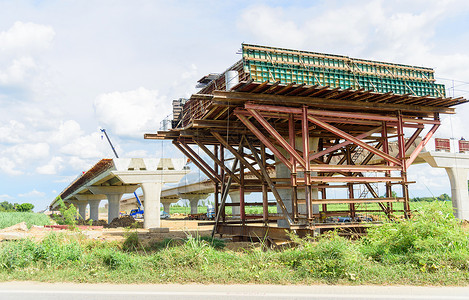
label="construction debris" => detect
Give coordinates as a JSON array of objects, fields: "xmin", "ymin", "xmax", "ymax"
[{"xmin": 107, "ymin": 215, "xmax": 143, "ymax": 228}]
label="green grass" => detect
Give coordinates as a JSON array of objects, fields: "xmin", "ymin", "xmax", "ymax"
[
  {"xmin": 0, "ymin": 202, "xmax": 468, "ymax": 285},
  {"xmin": 169, "ymin": 205, "xmax": 276, "ymax": 215},
  {"xmin": 0, "ymin": 212, "xmax": 51, "ymax": 229},
  {"xmin": 170, "ymin": 201, "xmax": 451, "ymax": 218}
]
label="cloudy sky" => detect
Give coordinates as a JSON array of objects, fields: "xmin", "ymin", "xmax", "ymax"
[{"xmin": 1, "ymin": 0, "xmax": 469, "ymax": 211}]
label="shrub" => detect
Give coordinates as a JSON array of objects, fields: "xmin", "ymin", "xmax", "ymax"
[
  {"xmin": 279, "ymin": 232, "xmax": 359, "ymax": 282},
  {"xmin": 361, "ymin": 201, "xmax": 469, "ymax": 271},
  {"xmin": 52, "ymin": 197, "xmax": 78, "ymax": 227},
  {"xmin": 15, "ymin": 203, "xmax": 34, "ymax": 212}
]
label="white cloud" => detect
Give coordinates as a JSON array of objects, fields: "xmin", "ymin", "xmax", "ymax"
[
  {"xmin": 49, "ymin": 120, "xmax": 84, "ymax": 145},
  {"xmin": 0, "ymin": 22, "xmax": 55, "ymax": 87},
  {"xmin": 0, "ymin": 120, "xmax": 25, "ymax": 144},
  {"xmin": 59, "ymin": 131, "xmax": 108, "ymax": 159},
  {"xmin": 36, "ymin": 156, "xmax": 64, "ymax": 175},
  {"xmin": 94, "ymin": 87, "xmax": 170, "ymax": 138},
  {"xmin": 0, "ymin": 194, "xmax": 13, "ymax": 201},
  {"xmin": 0, "ymin": 21, "xmax": 55, "ymax": 55},
  {"xmin": 18, "ymin": 189, "xmax": 46, "ymax": 198},
  {"xmin": 0, "ymin": 157, "xmax": 22, "ymax": 175},
  {"xmin": 0, "ymin": 56, "xmax": 37, "ymax": 85},
  {"xmin": 237, "ymin": 5, "xmax": 305, "ymax": 49},
  {"xmin": 124, "ymin": 149, "xmax": 150, "ymax": 158}
]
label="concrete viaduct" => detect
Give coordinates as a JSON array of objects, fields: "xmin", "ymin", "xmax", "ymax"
[{"xmin": 50, "ymin": 158, "xmax": 189, "ymax": 229}]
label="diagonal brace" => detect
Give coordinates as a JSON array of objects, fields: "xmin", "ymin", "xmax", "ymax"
[{"xmin": 307, "ymin": 115, "xmax": 402, "ymax": 166}]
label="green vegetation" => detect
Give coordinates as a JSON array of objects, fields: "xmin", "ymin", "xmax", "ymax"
[
  {"xmin": 0, "ymin": 201, "xmax": 35, "ymax": 212},
  {"xmin": 0, "ymin": 212, "xmax": 51, "ymax": 229},
  {"xmin": 50, "ymin": 197, "xmax": 78, "ymax": 226},
  {"xmin": 411, "ymin": 193, "xmax": 451, "ymax": 202},
  {"xmin": 167, "ymin": 200, "xmax": 451, "ymax": 217},
  {"xmin": 169, "ymin": 205, "xmax": 277, "ymax": 215},
  {"xmin": 0, "ymin": 201, "xmax": 15, "ymax": 212},
  {"xmin": 14, "ymin": 203, "xmax": 34, "ymax": 212},
  {"xmin": 0, "ymin": 202, "xmax": 468, "ymax": 285}
]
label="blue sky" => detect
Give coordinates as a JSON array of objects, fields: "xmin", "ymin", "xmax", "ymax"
[{"xmin": 1, "ymin": 0, "xmax": 469, "ymax": 211}]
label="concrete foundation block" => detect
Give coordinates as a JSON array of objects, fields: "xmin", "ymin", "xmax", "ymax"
[{"xmin": 149, "ymin": 227, "xmax": 170, "ymax": 233}]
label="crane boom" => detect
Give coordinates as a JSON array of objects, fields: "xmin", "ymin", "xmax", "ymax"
[{"xmin": 100, "ymin": 128, "xmax": 144, "ymax": 217}]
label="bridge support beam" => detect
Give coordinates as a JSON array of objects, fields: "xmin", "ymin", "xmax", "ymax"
[
  {"xmin": 89, "ymin": 186, "xmax": 138, "ymax": 224},
  {"xmin": 140, "ymin": 181, "xmax": 163, "ymax": 229},
  {"xmin": 88, "ymin": 200, "xmax": 101, "ymax": 221},
  {"xmin": 420, "ymin": 151, "xmax": 469, "ymax": 220},
  {"xmin": 75, "ymin": 194, "xmax": 105, "ymax": 221},
  {"xmin": 181, "ymin": 194, "xmax": 209, "ymax": 215},
  {"xmin": 162, "ymin": 202, "xmax": 172, "ymax": 214}
]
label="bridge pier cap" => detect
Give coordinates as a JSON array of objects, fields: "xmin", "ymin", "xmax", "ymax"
[
  {"xmin": 112, "ymin": 158, "xmax": 189, "ymax": 229},
  {"xmin": 419, "ymin": 151, "xmax": 469, "ymax": 220}
]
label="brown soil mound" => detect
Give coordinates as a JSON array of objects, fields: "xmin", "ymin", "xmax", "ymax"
[
  {"xmin": 107, "ymin": 215, "xmax": 143, "ymax": 228},
  {"xmin": 75, "ymin": 219, "xmax": 108, "ymax": 227}
]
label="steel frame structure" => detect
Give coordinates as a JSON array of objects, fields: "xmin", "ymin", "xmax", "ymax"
[{"xmin": 146, "ymin": 80, "xmax": 465, "ymax": 240}]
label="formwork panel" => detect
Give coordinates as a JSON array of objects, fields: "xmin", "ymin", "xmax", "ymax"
[{"xmin": 242, "ymin": 44, "xmax": 445, "ymax": 97}]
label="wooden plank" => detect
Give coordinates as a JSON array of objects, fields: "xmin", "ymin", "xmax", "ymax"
[
  {"xmin": 308, "ymin": 176, "xmax": 402, "ymax": 183},
  {"xmin": 309, "ymin": 197, "xmax": 403, "ymax": 204},
  {"xmin": 308, "ymin": 164, "xmax": 401, "ymax": 172},
  {"xmin": 212, "ymin": 91, "xmax": 456, "ymax": 114}
]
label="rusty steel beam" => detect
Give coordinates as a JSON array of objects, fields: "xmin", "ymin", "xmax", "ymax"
[
  {"xmin": 310, "ymin": 197, "xmax": 403, "ymax": 204},
  {"xmin": 194, "ymin": 141, "xmax": 241, "ymax": 184},
  {"xmin": 247, "ymin": 108, "xmax": 306, "ymax": 168},
  {"xmin": 244, "ymin": 136, "xmax": 293, "ymax": 225},
  {"xmin": 288, "ymin": 114, "xmax": 299, "ymax": 220},
  {"xmin": 211, "ymin": 132, "xmax": 263, "ymax": 180},
  {"xmin": 405, "ymin": 127, "xmax": 424, "ymax": 152},
  {"xmin": 235, "ymin": 113, "xmax": 292, "ymax": 169},
  {"xmin": 306, "ymin": 114, "xmax": 402, "ymax": 165},
  {"xmin": 302, "ymin": 106, "xmax": 313, "ymax": 220},
  {"xmin": 178, "ymin": 140, "xmax": 222, "ymax": 182},
  {"xmin": 173, "ymin": 141, "xmax": 220, "ymax": 183},
  {"xmin": 211, "ymin": 155, "xmax": 239, "ymax": 238},
  {"xmin": 308, "ymin": 127, "xmax": 381, "ymax": 162},
  {"xmin": 309, "ymin": 165, "xmax": 400, "ymax": 172},
  {"xmin": 244, "ymin": 103, "xmax": 441, "ymax": 124},
  {"xmin": 406, "ymin": 123, "xmax": 440, "ymax": 169},
  {"xmin": 309, "ymin": 176, "xmax": 402, "ymax": 183}
]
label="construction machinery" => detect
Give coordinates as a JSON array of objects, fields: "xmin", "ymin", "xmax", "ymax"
[{"xmin": 101, "ymin": 128, "xmax": 145, "ymax": 218}]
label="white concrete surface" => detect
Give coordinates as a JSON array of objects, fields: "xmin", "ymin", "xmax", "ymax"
[
  {"xmin": 420, "ymin": 151, "xmax": 469, "ymax": 220},
  {"xmin": 1, "ymin": 282, "xmax": 468, "ymax": 300},
  {"xmin": 114, "ymin": 158, "xmax": 189, "ymax": 229},
  {"xmin": 89, "ymin": 185, "xmax": 138, "ymax": 223}
]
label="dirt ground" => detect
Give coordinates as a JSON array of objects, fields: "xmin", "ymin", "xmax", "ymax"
[{"xmin": 0, "ymin": 218, "xmax": 217, "ymax": 245}]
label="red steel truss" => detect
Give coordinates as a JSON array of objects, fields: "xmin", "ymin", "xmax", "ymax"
[{"xmin": 146, "ymin": 80, "xmax": 465, "ymax": 240}]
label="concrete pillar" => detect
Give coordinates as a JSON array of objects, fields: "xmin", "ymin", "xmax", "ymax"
[
  {"xmin": 162, "ymin": 202, "xmax": 171, "ymax": 214},
  {"xmin": 419, "ymin": 151, "xmax": 469, "ymax": 220},
  {"xmin": 89, "ymin": 186, "xmax": 138, "ymax": 224},
  {"xmin": 275, "ymin": 136, "xmax": 319, "ymax": 227},
  {"xmin": 88, "ymin": 199, "xmax": 101, "ymax": 221},
  {"xmin": 446, "ymin": 168, "xmax": 469, "ymax": 219},
  {"xmin": 75, "ymin": 195, "xmax": 105, "ymax": 221},
  {"xmin": 180, "ymin": 194, "xmax": 209, "ymax": 215},
  {"xmin": 189, "ymin": 198, "xmax": 199, "ymax": 214},
  {"xmin": 107, "ymin": 194, "xmax": 123, "ymax": 223},
  {"xmin": 76, "ymin": 202, "xmax": 87, "ymax": 220},
  {"xmin": 111, "ymin": 158, "xmax": 190, "ymax": 228},
  {"xmin": 229, "ymin": 191, "xmax": 240, "ymax": 217},
  {"xmin": 140, "ymin": 181, "xmax": 163, "ymax": 229}
]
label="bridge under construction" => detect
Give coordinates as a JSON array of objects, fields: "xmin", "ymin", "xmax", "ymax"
[{"xmin": 146, "ymin": 44, "xmax": 468, "ymax": 239}]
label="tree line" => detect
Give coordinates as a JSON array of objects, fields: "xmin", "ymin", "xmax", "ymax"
[{"xmin": 0, "ymin": 201, "xmax": 34, "ymax": 212}]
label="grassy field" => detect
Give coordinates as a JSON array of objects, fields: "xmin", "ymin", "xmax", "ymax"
[
  {"xmin": 0, "ymin": 212, "xmax": 51, "ymax": 229},
  {"xmin": 170, "ymin": 201, "xmax": 452, "ymax": 217},
  {"xmin": 0, "ymin": 201, "xmax": 468, "ymax": 285}
]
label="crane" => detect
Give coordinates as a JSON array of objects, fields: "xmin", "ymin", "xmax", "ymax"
[{"xmin": 100, "ymin": 129, "xmax": 144, "ymax": 218}]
